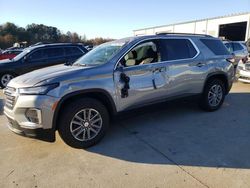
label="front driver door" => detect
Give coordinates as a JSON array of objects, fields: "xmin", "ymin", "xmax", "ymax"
[{"xmin": 114, "ymin": 40, "xmax": 167, "ymax": 112}]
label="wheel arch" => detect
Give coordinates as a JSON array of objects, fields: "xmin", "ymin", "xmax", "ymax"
[
  {"xmin": 0, "ymin": 71, "xmax": 19, "ymax": 76},
  {"xmin": 203, "ymin": 72, "xmax": 229, "ymax": 94},
  {"xmin": 52, "ymin": 89, "xmax": 117, "ymax": 130}
]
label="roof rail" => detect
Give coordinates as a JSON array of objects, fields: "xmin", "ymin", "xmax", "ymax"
[{"xmin": 156, "ymin": 32, "xmax": 212, "ymax": 37}]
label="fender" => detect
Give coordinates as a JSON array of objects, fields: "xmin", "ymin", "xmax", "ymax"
[
  {"xmin": 52, "ymin": 89, "xmax": 117, "ymax": 130},
  {"xmin": 203, "ymin": 71, "xmax": 230, "ymax": 93}
]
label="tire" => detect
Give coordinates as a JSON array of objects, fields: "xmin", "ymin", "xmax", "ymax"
[
  {"xmin": 58, "ymin": 98, "xmax": 109, "ymax": 148},
  {"xmin": 200, "ymin": 79, "xmax": 226, "ymax": 111},
  {"xmin": 0, "ymin": 73, "xmax": 15, "ymax": 88}
]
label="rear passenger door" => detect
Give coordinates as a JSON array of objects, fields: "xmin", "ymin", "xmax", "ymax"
[{"xmin": 158, "ymin": 38, "xmax": 205, "ymax": 97}]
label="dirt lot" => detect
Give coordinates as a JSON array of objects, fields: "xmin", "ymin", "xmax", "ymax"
[{"xmin": 0, "ymin": 82, "xmax": 250, "ymax": 188}]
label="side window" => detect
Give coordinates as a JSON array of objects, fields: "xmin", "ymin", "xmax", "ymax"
[
  {"xmin": 200, "ymin": 39, "xmax": 230, "ymax": 55},
  {"xmin": 122, "ymin": 41, "xmax": 159, "ymax": 67},
  {"xmin": 28, "ymin": 50, "xmax": 43, "ymax": 60},
  {"xmin": 160, "ymin": 39, "xmax": 197, "ymax": 61},
  {"xmin": 232, "ymin": 43, "xmax": 243, "ymax": 51},
  {"xmin": 65, "ymin": 47, "xmax": 83, "ymax": 55},
  {"xmin": 44, "ymin": 48, "xmax": 64, "ymax": 58}
]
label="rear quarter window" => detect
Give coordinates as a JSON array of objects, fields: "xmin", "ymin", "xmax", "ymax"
[{"xmin": 201, "ymin": 39, "xmax": 230, "ymax": 55}]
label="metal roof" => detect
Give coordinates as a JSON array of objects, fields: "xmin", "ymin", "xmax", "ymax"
[{"xmin": 134, "ymin": 12, "xmax": 250, "ymax": 32}]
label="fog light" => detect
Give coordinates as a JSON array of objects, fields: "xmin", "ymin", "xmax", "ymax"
[{"xmin": 25, "ymin": 109, "xmax": 42, "ymax": 124}]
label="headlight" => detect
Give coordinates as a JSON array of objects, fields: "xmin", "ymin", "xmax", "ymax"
[{"xmin": 18, "ymin": 83, "xmax": 59, "ymax": 95}]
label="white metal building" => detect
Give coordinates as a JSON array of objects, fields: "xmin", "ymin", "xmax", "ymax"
[{"xmin": 134, "ymin": 12, "xmax": 250, "ymax": 41}]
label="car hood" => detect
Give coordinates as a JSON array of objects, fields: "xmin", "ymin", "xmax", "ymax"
[{"xmin": 8, "ymin": 64, "xmax": 89, "ymax": 88}]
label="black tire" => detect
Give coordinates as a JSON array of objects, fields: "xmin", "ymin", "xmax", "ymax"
[
  {"xmin": 0, "ymin": 72, "xmax": 15, "ymax": 88},
  {"xmin": 200, "ymin": 79, "xmax": 226, "ymax": 111},
  {"xmin": 58, "ymin": 98, "xmax": 109, "ymax": 148}
]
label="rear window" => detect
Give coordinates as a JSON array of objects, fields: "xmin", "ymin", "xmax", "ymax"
[
  {"xmin": 160, "ymin": 39, "xmax": 198, "ymax": 61},
  {"xmin": 201, "ymin": 39, "xmax": 230, "ymax": 55}
]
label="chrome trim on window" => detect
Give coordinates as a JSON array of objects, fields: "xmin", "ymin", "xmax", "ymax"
[{"xmin": 114, "ymin": 37, "xmax": 201, "ymax": 70}]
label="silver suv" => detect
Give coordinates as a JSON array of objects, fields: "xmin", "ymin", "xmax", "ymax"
[
  {"xmin": 223, "ymin": 41, "xmax": 249, "ymax": 66},
  {"xmin": 4, "ymin": 34, "xmax": 234, "ymax": 148}
]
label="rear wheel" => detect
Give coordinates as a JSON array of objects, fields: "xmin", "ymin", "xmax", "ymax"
[
  {"xmin": 200, "ymin": 79, "xmax": 226, "ymax": 111},
  {"xmin": 0, "ymin": 73, "xmax": 15, "ymax": 88},
  {"xmin": 58, "ymin": 98, "xmax": 109, "ymax": 148}
]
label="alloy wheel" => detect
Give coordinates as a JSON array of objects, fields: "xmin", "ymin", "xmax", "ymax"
[
  {"xmin": 208, "ymin": 84, "xmax": 223, "ymax": 107},
  {"xmin": 1, "ymin": 74, "xmax": 14, "ymax": 87},
  {"xmin": 70, "ymin": 108, "xmax": 103, "ymax": 141}
]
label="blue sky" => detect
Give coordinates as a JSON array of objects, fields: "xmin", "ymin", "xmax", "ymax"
[{"xmin": 0, "ymin": 0, "xmax": 249, "ymax": 39}]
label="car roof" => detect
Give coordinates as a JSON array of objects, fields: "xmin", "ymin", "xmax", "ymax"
[
  {"xmin": 124, "ymin": 34, "xmax": 214, "ymax": 42},
  {"xmin": 28, "ymin": 43, "xmax": 85, "ymax": 50},
  {"xmin": 223, "ymin": 41, "xmax": 244, "ymax": 44}
]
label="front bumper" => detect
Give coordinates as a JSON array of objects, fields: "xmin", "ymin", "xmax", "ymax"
[
  {"xmin": 4, "ymin": 94, "xmax": 59, "ymax": 142},
  {"xmin": 6, "ymin": 116, "xmax": 55, "ymax": 142}
]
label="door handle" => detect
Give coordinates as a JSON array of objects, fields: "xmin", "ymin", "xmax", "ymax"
[
  {"xmin": 153, "ymin": 67, "xmax": 166, "ymax": 73},
  {"xmin": 196, "ymin": 62, "xmax": 206, "ymax": 67}
]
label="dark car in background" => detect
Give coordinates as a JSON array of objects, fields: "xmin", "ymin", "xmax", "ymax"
[
  {"xmin": 0, "ymin": 43, "xmax": 88, "ymax": 87},
  {"xmin": 0, "ymin": 49, "xmax": 23, "ymax": 60}
]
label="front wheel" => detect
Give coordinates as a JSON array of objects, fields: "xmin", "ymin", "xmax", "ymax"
[
  {"xmin": 58, "ymin": 98, "xmax": 109, "ymax": 148},
  {"xmin": 0, "ymin": 73, "xmax": 15, "ymax": 88},
  {"xmin": 200, "ymin": 79, "xmax": 226, "ymax": 111}
]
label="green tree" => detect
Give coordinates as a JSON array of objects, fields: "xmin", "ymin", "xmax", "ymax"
[{"xmin": 0, "ymin": 22, "xmax": 114, "ymax": 49}]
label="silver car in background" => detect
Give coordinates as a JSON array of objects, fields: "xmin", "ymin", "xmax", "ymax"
[
  {"xmin": 223, "ymin": 41, "xmax": 249, "ymax": 67},
  {"xmin": 236, "ymin": 57, "xmax": 250, "ymax": 83}
]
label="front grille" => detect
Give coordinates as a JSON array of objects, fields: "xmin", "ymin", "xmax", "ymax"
[{"xmin": 3, "ymin": 87, "xmax": 17, "ymax": 109}]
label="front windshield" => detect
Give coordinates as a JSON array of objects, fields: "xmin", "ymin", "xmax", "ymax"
[
  {"xmin": 12, "ymin": 48, "xmax": 30, "ymax": 61},
  {"xmin": 73, "ymin": 41, "xmax": 125, "ymax": 66}
]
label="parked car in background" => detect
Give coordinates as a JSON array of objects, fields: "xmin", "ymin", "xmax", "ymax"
[
  {"xmin": 236, "ymin": 57, "xmax": 250, "ymax": 83},
  {"xmin": 223, "ymin": 41, "xmax": 249, "ymax": 67},
  {"xmin": 4, "ymin": 34, "xmax": 234, "ymax": 148},
  {"xmin": 0, "ymin": 49, "xmax": 23, "ymax": 60},
  {"xmin": 85, "ymin": 45, "xmax": 93, "ymax": 51},
  {"xmin": 0, "ymin": 43, "xmax": 87, "ymax": 87}
]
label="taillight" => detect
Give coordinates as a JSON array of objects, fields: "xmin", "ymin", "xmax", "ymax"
[{"xmin": 242, "ymin": 57, "xmax": 248, "ymax": 64}]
